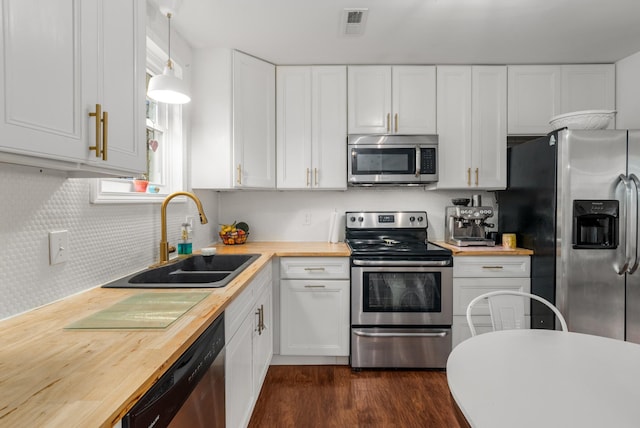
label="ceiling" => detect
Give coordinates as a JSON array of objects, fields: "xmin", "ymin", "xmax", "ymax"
[{"xmin": 168, "ymin": 0, "xmax": 640, "ymax": 65}]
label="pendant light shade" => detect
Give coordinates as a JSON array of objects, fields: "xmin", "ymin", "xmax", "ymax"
[
  {"xmin": 147, "ymin": 8, "xmax": 190, "ymax": 104},
  {"xmin": 147, "ymin": 63, "xmax": 191, "ymax": 104}
]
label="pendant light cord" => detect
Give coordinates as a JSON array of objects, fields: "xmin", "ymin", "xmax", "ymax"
[{"xmin": 166, "ymin": 12, "xmax": 173, "ymax": 69}]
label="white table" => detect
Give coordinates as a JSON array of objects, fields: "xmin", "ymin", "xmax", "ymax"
[{"xmin": 447, "ymin": 329, "xmax": 640, "ymax": 428}]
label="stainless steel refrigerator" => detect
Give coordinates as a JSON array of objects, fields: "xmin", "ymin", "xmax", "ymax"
[{"xmin": 497, "ymin": 129, "xmax": 640, "ymax": 343}]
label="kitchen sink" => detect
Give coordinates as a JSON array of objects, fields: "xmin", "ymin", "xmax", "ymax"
[{"xmin": 102, "ymin": 254, "xmax": 260, "ymax": 288}]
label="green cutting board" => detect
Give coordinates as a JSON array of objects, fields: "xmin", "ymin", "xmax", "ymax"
[{"xmin": 65, "ymin": 292, "xmax": 211, "ymax": 330}]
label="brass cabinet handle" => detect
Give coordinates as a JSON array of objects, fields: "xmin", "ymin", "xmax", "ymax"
[
  {"xmin": 304, "ymin": 267, "xmax": 326, "ymax": 271},
  {"xmin": 237, "ymin": 164, "xmax": 242, "ymax": 185},
  {"xmin": 395, "ymin": 113, "xmax": 398, "ymax": 133},
  {"xmin": 467, "ymin": 168, "xmax": 471, "ymax": 186},
  {"xmin": 314, "ymin": 168, "xmax": 318, "ymax": 186},
  {"xmin": 386, "ymin": 113, "xmax": 390, "ymax": 132},
  {"xmin": 475, "ymin": 168, "xmax": 479, "ymax": 186},
  {"xmin": 88, "ymin": 104, "xmax": 108, "ymax": 161},
  {"xmin": 306, "ymin": 168, "xmax": 310, "ymax": 187},
  {"xmin": 101, "ymin": 111, "xmax": 108, "ymax": 161},
  {"xmin": 88, "ymin": 104, "xmax": 102, "ymax": 158},
  {"xmin": 255, "ymin": 307, "xmax": 262, "ymax": 335},
  {"xmin": 482, "ymin": 266, "xmax": 504, "ymax": 269},
  {"xmin": 304, "ymin": 285, "xmax": 327, "ymax": 288}
]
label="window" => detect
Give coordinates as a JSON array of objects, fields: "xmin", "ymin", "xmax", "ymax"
[{"xmin": 90, "ymin": 38, "xmax": 185, "ymax": 203}]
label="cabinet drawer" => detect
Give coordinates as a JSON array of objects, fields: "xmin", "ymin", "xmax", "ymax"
[
  {"xmin": 453, "ymin": 277, "xmax": 531, "ymax": 315},
  {"xmin": 280, "ymin": 257, "xmax": 349, "ymax": 279},
  {"xmin": 453, "ymin": 256, "xmax": 530, "ymax": 278},
  {"xmin": 225, "ymin": 263, "xmax": 272, "ymax": 343}
]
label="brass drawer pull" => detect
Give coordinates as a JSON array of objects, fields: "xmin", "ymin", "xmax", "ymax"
[
  {"xmin": 304, "ymin": 285, "xmax": 327, "ymax": 288},
  {"xmin": 304, "ymin": 267, "xmax": 326, "ymax": 271},
  {"xmin": 482, "ymin": 266, "xmax": 504, "ymax": 269}
]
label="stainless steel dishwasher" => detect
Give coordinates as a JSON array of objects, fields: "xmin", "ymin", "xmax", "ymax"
[{"xmin": 123, "ymin": 314, "xmax": 225, "ymax": 427}]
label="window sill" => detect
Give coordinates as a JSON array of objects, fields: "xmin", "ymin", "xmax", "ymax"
[{"xmin": 90, "ymin": 179, "xmax": 182, "ymax": 204}]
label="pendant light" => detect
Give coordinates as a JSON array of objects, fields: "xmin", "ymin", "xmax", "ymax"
[{"xmin": 147, "ymin": 3, "xmax": 191, "ymax": 104}]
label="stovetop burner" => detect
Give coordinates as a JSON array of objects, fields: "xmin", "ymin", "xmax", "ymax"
[{"xmin": 345, "ymin": 211, "xmax": 452, "ymax": 259}]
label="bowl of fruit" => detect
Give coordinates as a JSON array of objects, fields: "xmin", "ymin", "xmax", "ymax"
[{"xmin": 219, "ymin": 221, "xmax": 250, "ymax": 245}]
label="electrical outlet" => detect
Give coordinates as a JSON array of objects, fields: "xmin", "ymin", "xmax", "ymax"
[
  {"xmin": 49, "ymin": 230, "xmax": 69, "ymax": 265},
  {"xmin": 303, "ymin": 212, "xmax": 312, "ymax": 225},
  {"xmin": 185, "ymin": 216, "xmax": 195, "ymax": 229}
]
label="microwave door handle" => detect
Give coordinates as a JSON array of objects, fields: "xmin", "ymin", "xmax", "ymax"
[
  {"xmin": 415, "ymin": 146, "xmax": 421, "ymax": 177},
  {"xmin": 616, "ymin": 174, "xmax": 631, "ymax": 275},
  {"xmin": 628, "ymin": 174, "xmax": 640, "ymax": 274}
]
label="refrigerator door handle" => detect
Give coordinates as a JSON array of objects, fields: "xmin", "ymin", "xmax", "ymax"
[
  {"xmin": 628, "ymin": 174, "xmax": 640, "ymax": 274},
  {"xmin": 616, "ymin": 174, "xmax": 631, "ymax": 275}
]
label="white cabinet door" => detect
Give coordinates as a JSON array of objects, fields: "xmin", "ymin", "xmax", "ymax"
[
  {"xmin": 0, "ymin": 0, "xmax": 144, "ymax": 176},
  {"xmin": 225, "ymin": 314, "xmax": 255, "ymax": 428},
  {"xmin": 191, "ymin": 49, "xmax": 276, "ymax": 189},
  {"xmin": 348, "ymin": 66, "xmax": 392, "ymax": 134},
  {"xmin": 280, "ymin": 279, "xmax": 350, "ymax": 356},
  {"xmin": 311, "ymin": 66, "xmax": 347, "ymax": 189},
  {"xmin": 348, "ymin": 66, "xmax": 436, "ymax": 135},
  {"xmin": 436, "ymin": 66, "xmax": 472, "ymax": 188},
  {"xmin": 84, "ymin": 0, "xmax": 146, "ymax": 174},
  {"xmin": 437, "ymin": 66, "xmax": 506, "ymax": 189},
  {"xmin": 234, "ymin": 51, "xmax": 276, "ymax": 188},
  {"xmin": 392, "ymin": 66, "xmax": 437, "ymax": 134},
  {"xmin": 508, "ymin": 65, "xmax": 562, "ymax": 135},
  {"xmin": 276, "ymin": 66, "xmax": 312, "ymax": 189},
  {"xmin": 561, "ymin": 64, "xmax": 615, "ymax": 123},
  {"xmin": 471, "ymin": 66, "xmax": 507, "ymax": 189},
  {"xmin": 0, "ymin": 0, "xmax": 85, "ymax": 162},
  {"xmin": 253, "ymin": 285, "xmax": 273, "ymax": 394},
  {"xmin": 276, "ymin": 66, "xmax": 346, "ymax": 190}
]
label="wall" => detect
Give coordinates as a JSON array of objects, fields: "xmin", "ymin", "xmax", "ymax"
[
  {"xmin": 217, "ymin": 188, "xmax": 495, "ymax": 242},
  {"xmin": 616, "ymin": 50, "xmax": 640, "ymax": 128},
  {"xmin": 0, "ymin": 164, "xmax": 218, "ymax": 320}
]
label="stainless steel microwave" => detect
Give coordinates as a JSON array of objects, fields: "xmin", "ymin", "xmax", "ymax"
[{"xmin": 347, "ymin": 134, "xmax": 438, "ymax": 186}]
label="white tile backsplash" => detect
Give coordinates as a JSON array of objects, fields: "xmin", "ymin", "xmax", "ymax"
[{"xmin": 0, "ymin": 164, "xmax": 218, "ymax": 320}]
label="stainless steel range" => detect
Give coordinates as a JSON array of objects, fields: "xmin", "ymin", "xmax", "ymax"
[{"xmin": 346, "ymin": 211, "xmax": 453, "ymax": 369}]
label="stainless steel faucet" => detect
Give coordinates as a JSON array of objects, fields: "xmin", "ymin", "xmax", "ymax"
[{"xmin": 156, "ymin": 191, "xmax": 208, "ymax": 266}]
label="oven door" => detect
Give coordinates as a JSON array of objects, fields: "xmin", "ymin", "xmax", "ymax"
[{"xmin": 351, "ymin": 262, "xmax": 452, "ymax": 326}]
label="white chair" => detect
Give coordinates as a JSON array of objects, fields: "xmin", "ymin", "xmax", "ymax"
[{"xmin": 466, "ymin": 290, "xmax": 568, "ymax": 336}]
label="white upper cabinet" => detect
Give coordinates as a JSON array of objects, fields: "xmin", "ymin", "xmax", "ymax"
[
  {"xmin": 277, "ymin": 66, "xmax": 346, "ymax": 190},
  {"xmin": 437, "ymin": 66, "xmax": 507, "ymax": 190},
  {"xmin": 508, "ymin": 64, "xmax": 615, "ymax": 135},
  {"xmin": 191, "ymin": 49, "xmax": 275, "ymax": 189},
  {"xmin": 348, "ymin": 66, "xmax": 436, "ymax": 135},
  {"xmin": 560, "ymin": 64, "xmax": 615, "ymax": 120},
  {"xmin": 0, "ymin": 0, "xmax": 145, "ymax": 176}
]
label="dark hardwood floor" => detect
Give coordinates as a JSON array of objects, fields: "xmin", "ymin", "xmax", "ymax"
[{"xmin": 248, "ymin": 365, "xmax": 463, "ymax": 428}]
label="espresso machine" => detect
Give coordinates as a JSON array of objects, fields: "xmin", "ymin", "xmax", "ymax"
[{"xmin": 445, "ymin": 196, "xmax": 496, "ymax": 246}]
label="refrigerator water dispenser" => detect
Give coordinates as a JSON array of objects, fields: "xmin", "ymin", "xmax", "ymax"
[{"xmin": 572, "ymin": 200, "xmax": 618, "ymax": 249}]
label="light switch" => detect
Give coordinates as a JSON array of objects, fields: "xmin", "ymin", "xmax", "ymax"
[{"xmin": 49, "ymin": 230, "xmax": 69, "ymax": 265}]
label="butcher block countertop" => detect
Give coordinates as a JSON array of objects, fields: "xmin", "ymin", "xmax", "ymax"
[
  {"xmin": 435, "ymin": 241, "xmax": 534, "ymax": 256},
  {"xmin": 0, "ymin": 242, "xmax": 349, "ymax": 428}
]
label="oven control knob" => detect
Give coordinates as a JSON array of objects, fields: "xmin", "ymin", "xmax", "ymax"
[
  {"xmin": 418, "ymin": 216, "xmax": 424, "ymax": 222},
  {"xmin": 410, "ymin": 216, "xmax": 415, "ymax": 222},
  {"xmin": 350, "ymin": 216, "xmax": 356, "ymax": 222},
  {"xmin": 358, "ymin": 216, "xmax": 364, "ymax": 222}
]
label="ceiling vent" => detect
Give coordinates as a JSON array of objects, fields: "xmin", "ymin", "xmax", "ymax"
[{"xmin": 342, "ymin": 8, "xmax": 369, "ymax": 36}]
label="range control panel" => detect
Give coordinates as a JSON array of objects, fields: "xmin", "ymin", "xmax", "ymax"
[{"xmin": 346, "ymin": 211, "xmax": 428, "ymax": 229}]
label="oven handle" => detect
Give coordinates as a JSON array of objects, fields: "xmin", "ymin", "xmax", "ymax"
[
  {"xmin": 353, "ymin": 329, "xmax": 448, "ymax": 338},
  {"xmin": 352, "ymin": 259, "xmax": 451, "ymax": 267}
]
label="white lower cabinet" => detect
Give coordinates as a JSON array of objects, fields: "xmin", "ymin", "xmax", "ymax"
[
  {"xmin": 452, "ymin": 256, "xmax": 531, "ymax": 348},
  {"xmin": 225, "ymin": 263, "xmax": 273, "ymax": 428},
  {"xmin": 279, "ymin": 257, "xmax": 350, "ymax": 356}
]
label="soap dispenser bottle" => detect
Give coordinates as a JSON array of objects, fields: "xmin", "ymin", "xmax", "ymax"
[{"xmin": 178, "ymin": 222, "xmax": 192, "ymax": 255}]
